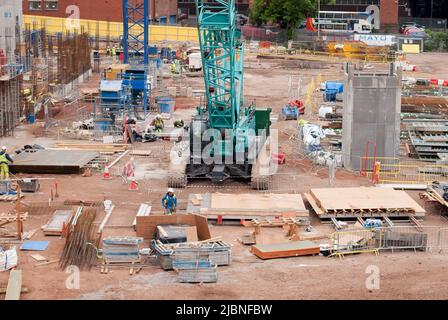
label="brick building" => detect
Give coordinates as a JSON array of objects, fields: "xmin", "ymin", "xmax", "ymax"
[
  {"xmin": 22, "ymin": 0, "xmax": 178, "ymax": 23},
  {"xmin": 178, "ymin": 0, "xmax": 250, "ymax": 17}
]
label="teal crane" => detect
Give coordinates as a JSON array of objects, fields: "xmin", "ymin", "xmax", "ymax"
[{"xmin": 168, "ymin": 0, "xmax": 272, "ymax": 188}]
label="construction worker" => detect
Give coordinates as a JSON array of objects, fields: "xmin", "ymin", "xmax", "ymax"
[
  {"xmin": 152, "ymin": 114, "xmax": 164, "ymax": 133},
  {"xmin": 0, "ymin": 146, "xmax": 14, "ymax": 180},
  {"xmin": 170, "ymin": 60, "xmax": 178, "ymax": 74},
  {"xmin": 111, "ymin": 46, "xmax": 117, "ymax": 62},
  {"xmin": 162, "ymin": 188, "xmax": 177, "ymax": 215},
  {"xmin": 106, "ymin": 46, "xmax": 111, "ymax": 57},
  {"xmin": 181, "ymin": 50, "xmax": 187, "ymax": 65}
]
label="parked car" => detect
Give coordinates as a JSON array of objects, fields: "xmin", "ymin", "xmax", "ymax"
[
  {"xmin": 400, "ymin": 22, "xmax": 425, "ymax": 34},
  {"xmin": 236, "ymin": 14, "xmax": 249, "ymax": 26}
]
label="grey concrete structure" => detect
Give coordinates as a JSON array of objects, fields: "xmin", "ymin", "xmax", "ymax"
[
  {"xmin": 0, "ymin": 0, "xmax": 23, "ymax": 63},
  {"xmin": 342, "ymin": 63, "xmax": 402, "ymax": 171}
]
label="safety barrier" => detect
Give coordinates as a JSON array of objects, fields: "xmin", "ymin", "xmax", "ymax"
[
  {"xmin": 23, "ymin": 15, "xmax": 199, "ymax": 43},
  {"xmin": 360, "ymin": 157, "xmax": 448, "ymax": 184},
  {"xmin": 331, "ymin": 226, "xmax": 448, "ymax": 257}
]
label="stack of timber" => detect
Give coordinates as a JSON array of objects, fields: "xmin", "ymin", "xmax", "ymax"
[
  {"xmin": 0, "ymin": 194, "xmax": 24, "ymax": 202},
  {"xmin": 42, "ymin": 210, "xmax": 73, "ymax": 236},
  {"xmin": 304, "ymin": 187, "xmax": 426, "ymax": 219},
  {"xmin": 251, "ymin": 241, "xmax": 320, "ymax": 260},
  {"xmin": 52, "ymin": 143, "xmax": 129, "ymax": 154},
  {"xmin": 151, "ymin": 239, "xmax": 231, "ymax": 270},
  {"xmin": 187, "ymin": 193, "xmax": 309, "ymax": 221},
  {"xmin": 102, "ymin": 236, "xmax": 143, "ymax": 263},
  {"xmin": 421, "ymin": 185, "xmax": 448, "ymax": 209},
  {"xmin": 60, "ymin": 207, "xmax": 99, "ymax": 270}
]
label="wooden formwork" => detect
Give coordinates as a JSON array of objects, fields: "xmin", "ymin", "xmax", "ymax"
[{"xmin": 304, "ymin": 187, "xmax": 426, "ymax": 219}]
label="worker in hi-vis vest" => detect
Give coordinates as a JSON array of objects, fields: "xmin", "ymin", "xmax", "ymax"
[
  {"xmin": 162, "ymin": 188, "xmax": 177, "ymax": 215},
  {"xmin": 0, "ymin": 146, "xmax": 14, "ymax": 180}
]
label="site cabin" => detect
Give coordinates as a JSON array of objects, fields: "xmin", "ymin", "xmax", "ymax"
[{"xmin": 306, "ymin": 10, "xmax": 373, "ymax": 34}]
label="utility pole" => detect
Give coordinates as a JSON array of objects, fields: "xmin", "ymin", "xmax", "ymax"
[
  {"xmin": 317, "ymin": 0, "xmax": 321, "ymax": 40},
  {"xmin": 430, "ymin": 0, "xmax": 434, "ymax": 27}
]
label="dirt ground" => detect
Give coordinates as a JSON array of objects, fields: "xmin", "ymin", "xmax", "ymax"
[{"xmin": 0, "ymin": 52, "xmax": 448, "ymax": 300}]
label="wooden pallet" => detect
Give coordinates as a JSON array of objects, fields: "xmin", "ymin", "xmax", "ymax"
[
  {"xmin": 100, "ymin": 259, "xmax": 142, "ymax": 275},
  {"xmin": 0, "ymin": 213, "xmax": 28, "ymax": 223},
  {"xmin": 0, "ymin": 194, "xmax": 23, "ymax": 202}
]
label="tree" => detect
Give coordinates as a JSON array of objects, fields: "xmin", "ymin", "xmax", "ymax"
[{"xmin": 250, "ymin": 0, "xmax": 334, "ymax": 39}]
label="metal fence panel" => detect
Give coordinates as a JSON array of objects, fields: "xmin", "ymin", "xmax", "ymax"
[{"xmin": 331, "ymin": 226, "xmax": 448, "ymax": 256}]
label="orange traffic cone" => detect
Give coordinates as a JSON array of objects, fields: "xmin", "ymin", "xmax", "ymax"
[
  {"xmin": 128, "ymin": 177, "xmax": 138, "ymax": 191},
  {"xmin": 103, "ymin": 167, "xmax": 111, "ymax": 180}
]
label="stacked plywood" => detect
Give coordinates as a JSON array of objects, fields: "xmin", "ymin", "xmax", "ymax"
[
  {"xmin": 304, "ymin": 187, "xmax": 426, "ymax": 218},
  {"xmin": 251, "ymin": 241, "xmax": 320, "ymax": 260},
  {"xmin": 187, "ymin": 193, "xmax": 309, "ymax": 221}
]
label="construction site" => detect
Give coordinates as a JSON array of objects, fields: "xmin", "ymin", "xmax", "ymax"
[{"xmin": 1, "ymin": 0, "xmax": 448, "ymax": 301}]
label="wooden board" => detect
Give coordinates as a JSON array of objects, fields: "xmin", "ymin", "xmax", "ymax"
[
  {"xmin": 211, "ymin": 193, "xmax": 307, "ymax": 214},
  {"xmin": 185, "ymin": 226, "xmax": 198, "ymax": 242},
  {"xmin": 5, "ymin": 270, "xmax": 22, "ymax": 300},
  {"xmin": 309, "ymin": 187, "xmax": 426, "ymax": 215},
  {"xmin": 131, "ymin": 150, "xmax": 152, "ymax": 157},
  {"xmin": 136, "ymin": 214, "xmax": 211, "ymax": 240},
  {"xmin": 251, "ymin": 241, "xmax": 320, "ymax": 260},
  {"xmin": 30, "ymin": 254, "xmax": 48, "ymax": 262}
]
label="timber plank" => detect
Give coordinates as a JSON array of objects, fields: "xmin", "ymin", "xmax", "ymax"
[{"xmin": 5, "ymin": 270, "xmax": 22, "ymax": 300}]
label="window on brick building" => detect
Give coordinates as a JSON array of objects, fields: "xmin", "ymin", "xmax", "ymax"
[
  {"xmin": 29, "ymin": 0, "xmax": 42, "ymax": 11},
  {"xmin": 45, "ymin": 1, "xmax": 58, "ymax": 10}
]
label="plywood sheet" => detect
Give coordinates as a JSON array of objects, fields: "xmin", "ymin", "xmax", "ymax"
[
  {"xmin": 251, "ymin": 241, "xmax": 320, "ymax": 260},
  {"xmin": 310, "ymin": 187, "xmax": 425, "ymax": 214},
  {"xmin": 210, "ymin": 193, "xmax": 307, "ymax": 214},
  {"xmin": 5, "ymin": 270, "xmax": 22, "ymax": 300},
  {"xmin": 10, "ymin": 150, "xmax": 99, "ymax": 174},
  {"xmin": 186, "ymin": 226, "xmax": 198, "ymax": 242}
]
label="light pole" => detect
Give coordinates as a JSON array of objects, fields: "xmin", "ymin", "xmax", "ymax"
[
  {"xmin": 430, "ymin": 0, "xmax": 434, "ymax": 27},
  {"xmin": 317, "ymin": 0, "xmax": 321, "ymax": 40}
]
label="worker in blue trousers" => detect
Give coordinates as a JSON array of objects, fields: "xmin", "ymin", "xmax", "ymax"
[
  {"xmin": 162, "ymin": 188, "xmax": 177, "ymax": 215},
  {"xmin": 0, "ymin": 146, "xmax": 13, "ymax": 180}
]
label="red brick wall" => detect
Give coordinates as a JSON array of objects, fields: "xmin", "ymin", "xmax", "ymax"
[
  {"xmin": 23, "ymin": 0, "xmax": 178, "ymax": 22},
  {"xmin": 380, "ymin": 0, "xmax": 399, "ymax": 32}
]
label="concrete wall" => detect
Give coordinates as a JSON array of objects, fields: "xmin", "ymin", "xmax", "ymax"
[
  {"xmin": 342, "ymin": 63, "xmax": 402, "ymax": 171},
  {"xmin": 0, "ymin": 0, "xmax": 23, "ymax": 62}
]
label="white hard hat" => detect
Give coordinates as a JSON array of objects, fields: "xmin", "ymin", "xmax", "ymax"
[
  {"xmin": 1, "ymin": 146, "xmax": 6, "ymax": 150},
  {"xmin": 156, "ymin": 114, "xmax": 161, "ymax": 118},
  {"xmin": 168, "ymin": 188, "xmax": 174, "ymax": 193}
]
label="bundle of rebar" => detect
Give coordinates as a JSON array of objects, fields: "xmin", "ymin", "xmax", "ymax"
[{"xmin": 59, "ymin": 207, "xmax": 99, "ymax": 271}]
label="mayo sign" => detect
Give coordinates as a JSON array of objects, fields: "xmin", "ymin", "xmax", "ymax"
[{"xmin": 354, "ymin": 34, "xmax": 395, "ymax": 46}]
